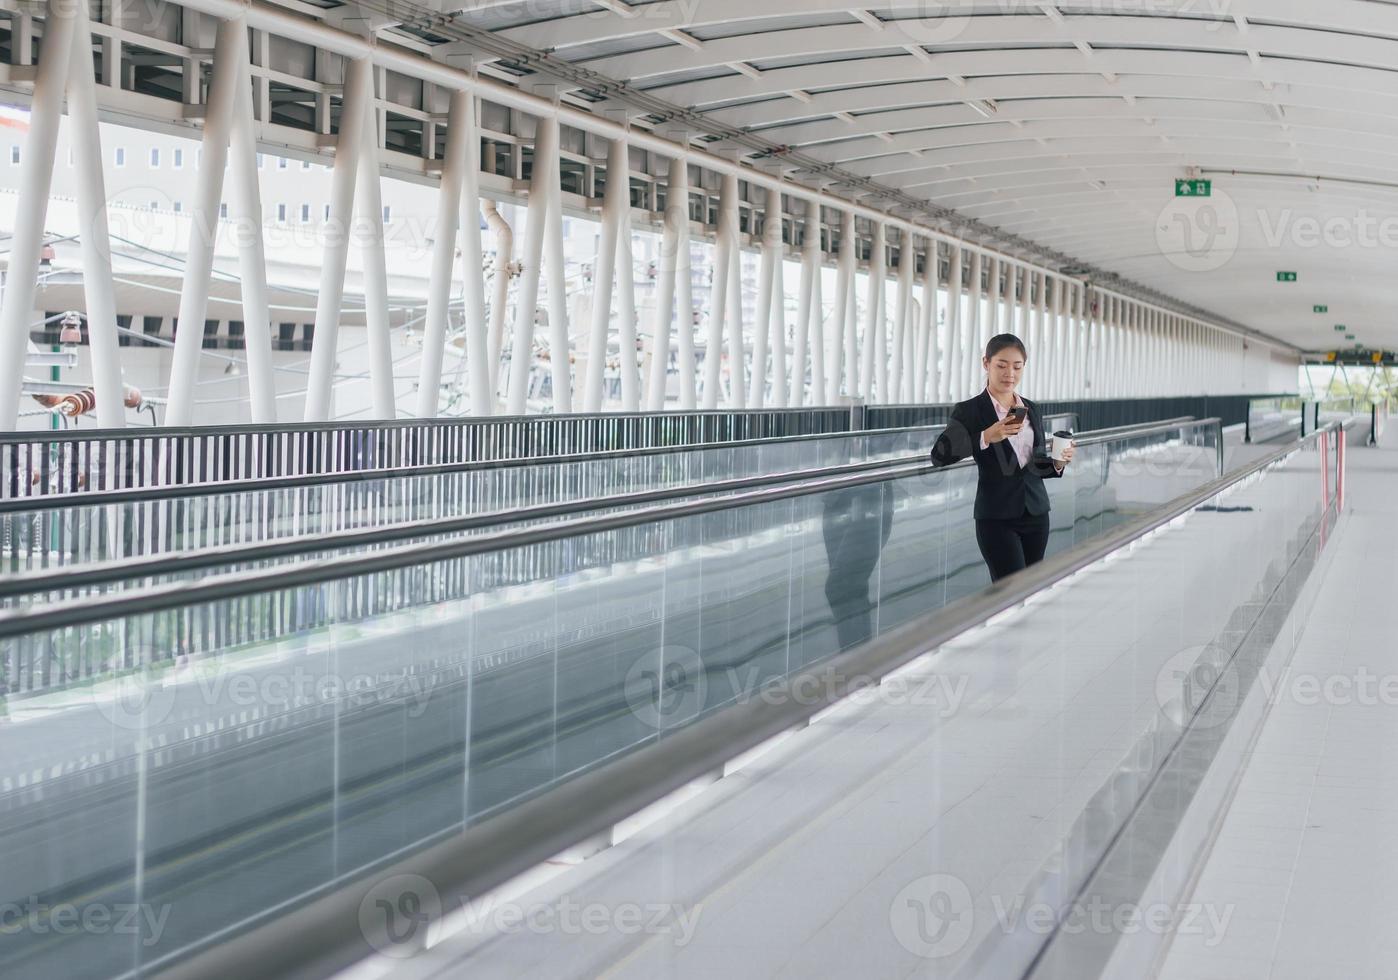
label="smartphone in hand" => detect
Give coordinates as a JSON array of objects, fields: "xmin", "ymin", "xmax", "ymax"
[{"xmin": 1007, "ymin": 406, "xmax": 1028, "ymax": 424}]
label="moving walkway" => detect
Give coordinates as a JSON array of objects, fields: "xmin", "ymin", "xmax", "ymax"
[{"xmin": 0, "ymin": 417, "xmax": 1230, "ymax": 980}]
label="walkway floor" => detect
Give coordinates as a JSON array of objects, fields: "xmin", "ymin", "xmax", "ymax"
[
  {"xmin": 374, "ymin": 427, "xmax": 1326, "ymax": 980},
  {"xmin": 1159, "ymin": 423, "xmax": 1398, "ymax": 980}
]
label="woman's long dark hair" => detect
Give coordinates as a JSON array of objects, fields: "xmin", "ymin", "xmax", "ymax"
[{"xmin": 985, "ymin": 334, "xmax": 1027, "ymax": 360}]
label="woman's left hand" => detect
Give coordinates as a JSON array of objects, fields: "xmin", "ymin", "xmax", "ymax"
[{"xmin": 1055, "ymin": 443, "xmax": 1075, "ymax": 471}]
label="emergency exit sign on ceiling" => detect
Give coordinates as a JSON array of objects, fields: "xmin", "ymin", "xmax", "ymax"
[
  {"xmin": 1277, "ymin": 271, "xmax": 1298, "ymax": 282},
  {"xmin": 1335, "ymin": 325, "xmax": 1347, "ymax": 332},
  {"xmin": 1314, "ymin": 305, "xmax": 1328, "ymax": 313},
  {"xmin": 1175, "ymin": 179, "xmax": 1212, "ymax": 197}
]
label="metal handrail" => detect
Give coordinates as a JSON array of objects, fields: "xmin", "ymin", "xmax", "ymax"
[
  {"xmin": 1, "ymin": 406, "xmax": 862, "ymax": 500},
  {"xmin": 0, "ymin": 414, "xmax": 1164, "ymax": 597},
  {"xmin": 0, "ymin": 406, "xmax": 859, "ymax": 445},
  {"xmin": 1083, "ymin": 415, "xmax": 1193, "ymax": 438},
  {"xmin": 0, "ymin": 416, "xmax": 1220, "ymax": 636},
  {"xmin": 148, "ymin": 420, "xmax": 1338, "ymax": 980},
  {"xmin": 0, "ymin": 456, "xmax": 916, "ymax": 598},
  {"xmin": 0, "ymin": 420, "xmax": 948, "ymax": 515}
]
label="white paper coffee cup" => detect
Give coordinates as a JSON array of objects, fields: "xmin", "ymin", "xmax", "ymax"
[{"xmin": 1051, "ymin": 431, "xmax": 1074, "ymax": 462}]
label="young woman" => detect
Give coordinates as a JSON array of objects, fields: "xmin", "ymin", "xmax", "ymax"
[{"xmin": 930, "ymin": 334, "xmax": 1075, "ymax": 582}]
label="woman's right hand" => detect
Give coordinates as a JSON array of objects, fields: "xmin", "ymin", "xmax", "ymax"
[{"xmin": 983, "ymin": 416, "xmax": 1024, "ymax": 445}]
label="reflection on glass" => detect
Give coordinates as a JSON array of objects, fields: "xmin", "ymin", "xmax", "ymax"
[
  {"xmin": 822, "ymin": 482, "xmax": 894, "ymax": 652},
  {"xmin": 0, "ymin": 420, "xmax": 1239, "ymax": 978}
]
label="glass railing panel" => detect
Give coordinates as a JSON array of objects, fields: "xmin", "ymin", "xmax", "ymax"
[
  {"xmin": 0, "ymin": 424, "xmax": 1222, "ymax": 687},
  {"xmin": 0, "ymin": 426, "xmax": 941, "ymax": 576}
]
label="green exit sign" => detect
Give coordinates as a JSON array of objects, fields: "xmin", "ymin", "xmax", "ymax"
[
  {"xmin": 1346, "ymin": 335, "xmax": 1357, "ymax": 341},
  {"xmin": 1277, "ymin": 271, "xmax": 1298, "ymax": 282},
  {"xmin": 1335, "ymin": 325, "xmax": 1347, "ymax": 332},
  {"xmin": 1313, "ymin": 305, "xmax": 1328, "ymax": 313},
  {"xmin": 1175, "ymin": 178, "xmax": 1212, "ymax": 197}
]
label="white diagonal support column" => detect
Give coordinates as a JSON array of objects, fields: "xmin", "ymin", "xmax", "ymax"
[
  {"xmin": 944, "ymin": 246, "xmax": 962, "ymax": 402},
  {"xmin": 874, "ymin": 248, "xmax": 890, "ymax": 402},
  {"xmin": 1153, "ymin": 309, "xmax": 1164, "ymax": 394},
  {"xmin": 1102, "ymin": 295, "xmax": 1116, "ymax": 399},
  {"xmin": 354, "ymin": 68, "xmax": 395, "ymax": 420},
  {"xmin": 809, "ymin": 230, "xmax": 826, "ymax": 405},
  {"xmin": 1142, "ymin": 307, "xmax": 1154, "ymax": 396},
  {"xmin": 646, "ymin": 155, "xmax": 685, "ymax": 411},
  {"xmin": 1116, "ymin": 297, "xmax": 1130, "ymax": 399},
  {"xmin": 483, "ymin": 200, "xmax": 513, "ymax": 405},
  {"xmin": 1119, "ymin": 301, "xmax": 1133, "ymax": 398},
  {"xmin": 1014, "ymin": 266, "xmax": 1029, "ymax": 339},
  {"xmin": 793, "ymin": 204, "xmax": 819, "ymax": 409},
  {"xmin": 0, "ymin": 1, "xmax": 77, "ymax": 431},
  {"xmin": 986, "ymin": 255, "xmax": 1000, "ymax": 342},
  {"xmin": 1137, "ymin": 307, "xmax": 1150, "ymax": 396},
  {"xmin": 749, "ymin": 190, "xmax": 781, "ymax": 408},
  {"xmin": 1028, "ymin": 271, "xmax": 1043, "ymax": 360},
  {"xmin": 226, "ymin": 22, "xmax": 276, "ymax": 423},
  {"xmin": 906, "ymin": 243, "xmax": 921, "ymax": 401},
  {"xmin": 585, "ymin": 136, "xmax": 626, "ymax": 413},
  {"xmin": 1079, "ymin": 286, "xmax": 1093, "ymax": 397},
  {"xmin": 1097, "ymin": 295, "xmax": 1112, "ymax": 399},
  {"xmin": 1038, "ymin": 277, "xmax": 1053, "ymax": 399},
  {"xmin": 614, "ymin": 162, "xmax": 640, "ymax": 412},
  {"xmin": 456, "ymin": 95, "xmax": 490, "ymax": 418},
  {"xmin": 1124, "ymin": 299, "xmax": 1137, "ymax": 398},
  {"xmin": 964, "ymin": 250, "xmax": 982, "ymax": 397},
  {"xmin": 418, "ymin": 89, "xmax": 471, "ymax": 419},
  {"xmin": 1091, "ymin": 290, "xmax": 1106, "ymax": 399},
  {"xmin": 915, "ymin": 242, "xmax": 934, "ymax": 403},
  {"xmin": 889, "ymin": 231, "xmax": 913, "ymax": 403},
  {"xmin": 1062, "ymin": 275, "xmax": 1073, "ymax": 394},
  {"xmin": 165, "ymin": 16, "xmax": 241, "ymax": 426},
  {"xmin": 1170, "ymin": 316, "xmax": 1183, "ymax": 395},
  {"xmin": 66, "ymin": 2, "xmax": 124, "ymax": 428},
  {"xmin": 1071, "ymin": 280, "xmax": 1084, "ymax": 396},
  {"xmin": 827, "ymin": 212, "xmax": 849, "ymax": 397},
  {"xmin": 1075, "ymin": 283, "xmax": 1090, "ymax": 398},
  {"xmin": 1055, "ymin": 277, "xmax": 1070, "ymax": 397},
  {"xmin": 723, "ymin": 193, "xmax": 744, "ymax": 409},
  {"xmin": 705, "ymin": 172, "xmax": 737, "ymax": 409},
  {"xmin": 768, "ymin": 212, "xmax": 787, "ymax": 409},
  {"xmin": 674, "ymin": 167, "xmax": 696, "ymax": 411},
  {"xmin": 831, "ymin": 211, "xmax": 856, "ymax": 401},
  {"xmin": 1148, "ymin": 308, "xmax": 1160, "ymax": 391},
  {"xmin": 305, "ymin": 55, "xmax": 371, "ymax": 422},
  {"xmin": 542, "ymin": 123, "xmax": 571, "ymax": 414},
  {"xmin": 860, "ymin": 221, "xmax": 884, "ymax": 402},
  {"xmin": 507, "ymin": 113, "xmax": 558, "ymax": 415}
]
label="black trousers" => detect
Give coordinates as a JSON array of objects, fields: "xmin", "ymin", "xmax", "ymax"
[{"xmin": 975, "ymin": 510, "xmax": 1051, "ymax": 582}]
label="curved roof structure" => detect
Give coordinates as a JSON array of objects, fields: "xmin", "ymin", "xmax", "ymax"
[
  {"xmin": 430, "ymin": 0, "xmax": 1397, "ymax": 352},
  {"xmin": 1, "ymin": 0, "xmax": 1387, "ymax": 364}
]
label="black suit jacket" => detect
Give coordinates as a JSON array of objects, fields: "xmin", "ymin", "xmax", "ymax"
[{"xmin": 929, "ymin": 390, "xmax": 1063, "ymax": 520}]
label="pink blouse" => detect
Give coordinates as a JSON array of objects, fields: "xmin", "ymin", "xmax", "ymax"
[{"xmin": 979, "ymin": 391, "xmax": 1035, "ymax": 469}]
